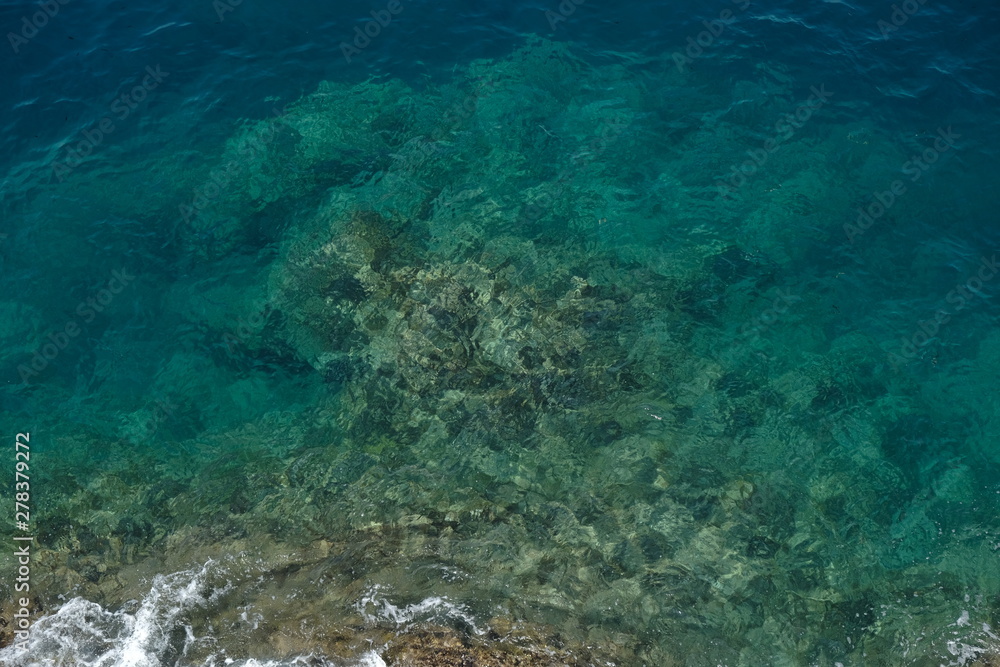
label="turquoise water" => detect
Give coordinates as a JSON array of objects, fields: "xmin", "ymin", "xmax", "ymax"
[{"xmin": 2, "ymin": 1, "xmax": 1000, "ymax": 665}]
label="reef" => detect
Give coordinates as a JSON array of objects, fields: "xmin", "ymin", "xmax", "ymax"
[{"xmin": 3, "ymin": 36, "xmax": 1000, "ymax": 667}]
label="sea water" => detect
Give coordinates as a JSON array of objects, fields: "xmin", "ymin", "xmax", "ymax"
[{"xmin": 1, "ymin": 0, "xmax": 999, "ymax": 665}]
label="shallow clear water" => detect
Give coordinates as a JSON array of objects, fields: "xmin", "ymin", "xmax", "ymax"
[{"xmin": 2, "ymin": 1, "xmax": 1000, "ymax": 665}]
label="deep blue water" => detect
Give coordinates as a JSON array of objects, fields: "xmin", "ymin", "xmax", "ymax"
[{"xmin": 2, "ymin": 1, "xmax": 1000, "ymax": 665}]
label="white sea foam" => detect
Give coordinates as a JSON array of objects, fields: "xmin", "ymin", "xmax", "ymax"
[
  {"xmin": 0, "ymin": 560, "xmax": 388, "ymax": 667},
  {"xmin": 356, "ymin": 583, "xmax": 484, "ymax": 635},
  {"xmin": 203, "ymin": 656, "xmax": 383, "ymax": 667},
  {"xmin": 0, "ymin": 561, "xmax": 217, "ymax": 667},
  {"xmin": 354, "ymin": 651, "xmax": 388, "ymax": 667}
]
